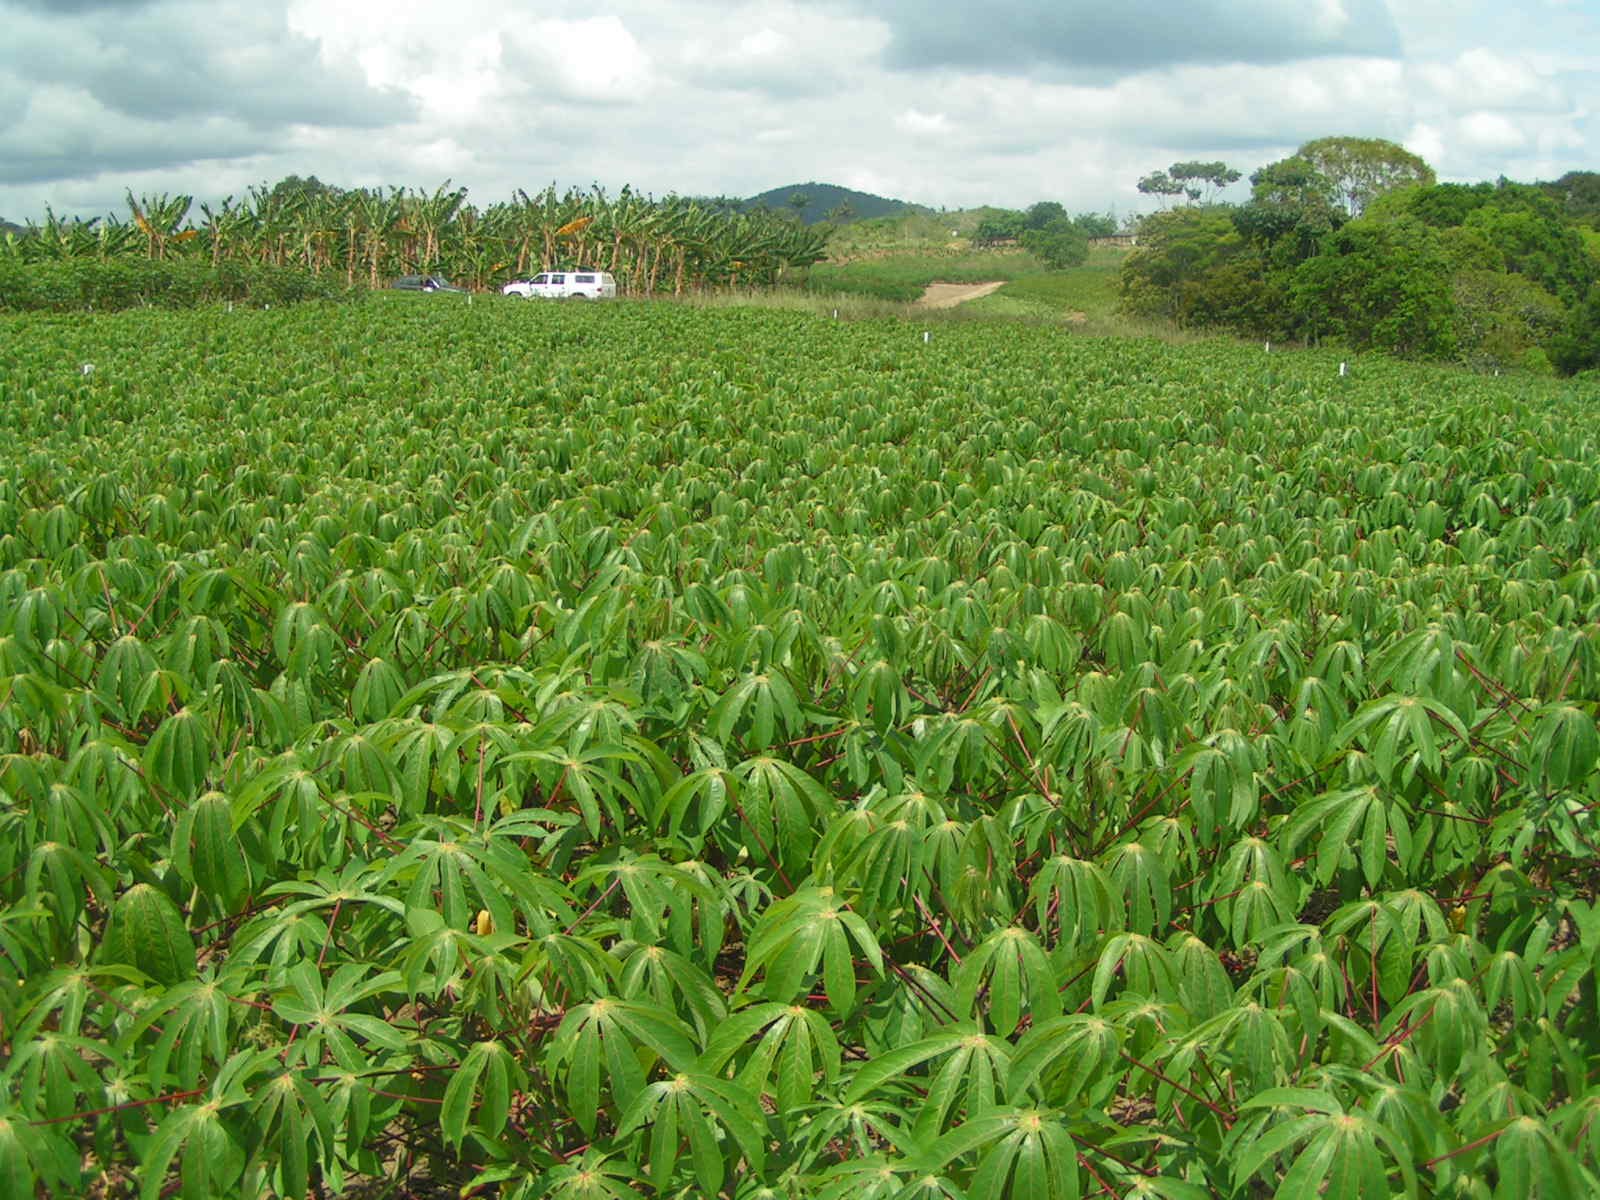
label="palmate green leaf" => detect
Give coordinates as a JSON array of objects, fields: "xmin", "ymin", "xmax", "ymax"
[
  {"xmin": 1007, "ymin": 1015, "xmax": 1121, "ymax": 1106},
  {"xmin": 1091, "ymin": 933, "xmax": 1174, "ymax": 1009},
  {"xmin": 1171, "ymin": 729, "xmax": 1259, "ymax": 846},
  {"xmin": 24, "ymin": 838, "xmax": 112, "ymax": 946},
  {"xmin": 548, "ymin": 996, "xmax": 700, "ymax": 1136},
  {"xmin": 247, "ymin": 1068, "xmax": 339, "ymax": 1200},
  {"xmin": 1529, "ymin": 704, "xmax": 1599, "ymax": 792},
  {"xmin": 850, "ymin": 658, "xmax": 910, "ymax": 735},
  {"xmin": 1121, "ymin": 1180, "xmax": 1213, "ymax": 1200},
  {"xmin": 838, "ymin": 803, "xmax": 931, "ymax": 920},
  {"xmin": 172, "ymin": 789, "xmax": 250, "ymax": 911},
  {"xmin": 144, "ymin": 706, "xmax": 215, "ymax": 799},
  {"xmin": 101, "ymin": 883, "xmax": 196, "ymax": 986},
  {"xmin": 1489, "ymin": 1116, "xmax": 1591, "ymax": 1200},
  {"xmin": 351, "ymin": 655, "xmax": 406, "ymax": 723},
  {"xmin": 740, "ymin": 885, "xmax": 882, "ymax": 1012},
  {"xmin": 614, "ymin": 1070, "xmax": 766, "ymax": 1194},
  {"xmin": 916, "ymin": 1107, "xmax": 1080, "ymax": 1200},
  {"xmin": 533, "ymin": 1150, "xmax": 648, "ymax": 1200},
  {"xmin": 1170, "ymin": 933, "xmax": 1235, "ymax": 1023},
  {"xmin": 7, "ymin": 1032, "xmax": 116, "ymax": 1121},
  {"xmin": 1027, "ymin": 855, "xmax": 1120, "ymax": 954},
  {"xmin": 379, "ymin": 813, "xmax": 571, "ymax": 937},
  {"xmin": 95, "ymin": 632, "xmax": 162, "ymax": 722},
  {"xmin": 659, "ymin": 765, "xmax": 737, "ymax": 844},
  {"xmin": 1382, "ymin": 978, "xmax": 1488, "ymax": 1083},
  {"xmin": 1337, "ymin": 692, "xmax": 1468, "ymax": 784},
  {"xmin": 1322, "ymin": 897, "xmax": 1424, "ymax": 1007},
  {"xmin": 1207, "ymin": 836, "xmax": 1297, "ymax": 948},
  {"xmin": 1106, "ymin": 839, "xmax": 1172, "ymax": 936},
  {"xmin": 811, "ymin": 1156, "xmax": 965, "ymax": 1200},
  {"xmin": 844, "ymin": 1024, "xmax": 1013, "ymax": 1144},
  {"xmin": 708, "ymin": 667, "xmax": 803, "ymax": 750},
  {"xmin": 575, "ymin": 851, "xmax": 725, "ymax": 949},
  {"xmin": 136, "ymin": 1049, "xmax": 272, "ymax": 1200},
  {"xmin": 1284, "ymin": 786, "xmax": 1413, "ymax": 889},
  {"xmin": 0, "ymin": 1115, "xmax": 37, "ymax": 1199},
  {"xmin": 0, "ymin": 1107, "xmax": 77, "ymax": 1198},
  {"xmin": 441, "ymin": 1039, "xmax": 528, "ymax": 1149},
  {"xmin": 271, "ymin": 962, "xmax": 410, "ymax": 1067},
  {"xmin": 618, "ymin": 942, "xmax": 727, "ymax": 1041},
  {"xmin": 123, "ymin": 972, "xmax": 234, "ymax": 1091},
  {"xmin": 1230, "ymin": 1093, "xmax": 1418, "ymax": 1200},
  {"xmin": 505, "ymin": 742, "xmax": 644, "ymax": 838},
  {"xmin": 731, "ymin": 754, "xmax": 833, "ymax": 875},
  {"xmin": 700, "ymin": 1000, "xmax": 840, "ymax": 1120},
  {"xmin": 954, "ymin": 926, "xmax": 1060, "ymax": 1036}
]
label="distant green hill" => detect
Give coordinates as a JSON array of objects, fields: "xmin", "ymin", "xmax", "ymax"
[{"xmin": 743, "ymin": 183, "xmax": 929, "ymax": 225}]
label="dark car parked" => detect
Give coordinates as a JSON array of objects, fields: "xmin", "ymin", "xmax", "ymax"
[{"xmin": 389, "ymin": 274, "xmax": 465, "ymax": 293}]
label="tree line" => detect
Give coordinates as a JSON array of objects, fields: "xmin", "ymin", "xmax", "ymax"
[
  {"xmin": 1121, "ymin": 137, "xmax": 1600, "ymax": 375},
  {"xmin": 969, "ymin": 202, "xmax": 1119, "ymax": 269},
  {"xmin": 0, "ymin": 177, "xmax": 831, "ymax": 295}
]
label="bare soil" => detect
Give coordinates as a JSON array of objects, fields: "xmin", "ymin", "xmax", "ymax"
[{"xmin": 915, "ymin": 281, "xmax": 1007, "ymax": 308}]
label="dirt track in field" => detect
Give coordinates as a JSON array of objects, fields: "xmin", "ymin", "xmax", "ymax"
[{"xmin": 916, "ymin": 281, "xmax": 1007, "ymax": 308}]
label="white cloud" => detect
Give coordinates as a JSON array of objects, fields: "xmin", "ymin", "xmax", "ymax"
[
  {"xmin": 0, "ymin": 0, "xmax": 1594, "ymax": 223},
  {"xmin": 895, "ymin": 109, "xmax": 950, "ymax": 136},
  {"xmin": 1416, "ymin": 48, "xmax": 1565, "ymax": 112},
  {"xmin": 1458, "ymin": 111, "xmax": 1529, "ymax": 153},
  {"xmin": 509, "ymin": 17, "xmax": 654, "ymax": 102}
]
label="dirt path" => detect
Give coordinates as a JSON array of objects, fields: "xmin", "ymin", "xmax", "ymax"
[{"xmin": 916, "ymin": 281, "xmax": 1007, "ymax": 308}]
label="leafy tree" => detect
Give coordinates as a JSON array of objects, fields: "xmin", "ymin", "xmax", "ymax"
[
  {"xmin": 1234, "ymin": 157, "xmax": 1346, "ymax": 265},
  {"xmin": 1139, "ymin": 162, "xmax": 1241, "ymax": 207},
  {"xmin": 1540, "ymin": 169, "xmax": 1600, "ymax": 227},
  {"xmin": 1549, "ymin": 283, "xmax": 1600, "ymax": 374},
  {"xmin": 1020, "ymin": 220, "xmax": 1089, "ymax": 270},
  {"xmin": 1122, "ymin": 207, "xmax": 1272, "ymax": 329},
  {"xmin": 1296, "ymin": 135, "xmax": 1436, "ymax": 216},
  {"xmin": 972, "ymin": 210, "xmax": 1026, "ymax": 246},
  {"xmin": 1136, "ymin": 170, "xmax": 1187, "ymax": 208},
  {"xmin": 1024, "ymin": 201, "xmax": 1069, "ymax": 230},
  {"xmin": 1451, "ymin": 268, "xmax": 1568, "ymax": 371},
  {"xmin": 1379, "ymin": 182, "xmax": 1595, "ymax": 305},
  {"xmin": 1071, "ymin": 212, "xmax": 1118, "ymax": 239},
  {"xmin": 1169, "ymin": 160, "xmax": 1243, "ymax": 205},
  {"xmin": 1291, "ymin": 215, "xmax": 1458, "ymax": 356},
  {"xmin": 267, "ymin": 175, "xmax": 345, "ymax": 208}
]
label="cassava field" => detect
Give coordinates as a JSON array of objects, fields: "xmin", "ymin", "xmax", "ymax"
[{"xmin": 3, "ymin": 295, "xmax": 1600, "ymax": 1200}]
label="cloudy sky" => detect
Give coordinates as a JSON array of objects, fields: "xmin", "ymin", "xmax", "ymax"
[{"xmin": 1, "ymin": 0, "xmax": 1594, "ymax": 222}]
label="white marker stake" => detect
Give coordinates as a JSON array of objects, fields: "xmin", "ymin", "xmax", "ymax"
[
  {"xmin": 923, "ymin": 331, "xmax": 930, "ymax": 344},
  {"xmin": 833, "ymin": 308, "xmax": 839, "ymax": 320},
  {"xmin": 1264, "ymin": 342, "xmax": 1270, "ymax": 353},
  {"xmin": 1339, "ymin": 362, "xmax": 1347, "ymax": 377}
]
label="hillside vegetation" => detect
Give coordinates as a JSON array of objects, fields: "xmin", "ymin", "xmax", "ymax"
[
  {"xmin": 1123, "ymin": 145, "xmax": 1600, "ymax": 374},
  {"xmin": 741, "ymin": 182, "xmax": 928, "ymax": 225}
]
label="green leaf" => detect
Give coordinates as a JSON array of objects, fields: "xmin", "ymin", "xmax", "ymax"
[
  {"xmin": 102, "ymin": 883, "xmax": 196, "ymax": 986},
  {"xmin": 145, "ymin": 707, "xmax": 215, "ymax": 798}
]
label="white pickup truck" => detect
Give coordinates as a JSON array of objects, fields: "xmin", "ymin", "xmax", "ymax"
[{"xmin": 502, "ymin": 270, "xmax": 618, "ymax": 300}]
